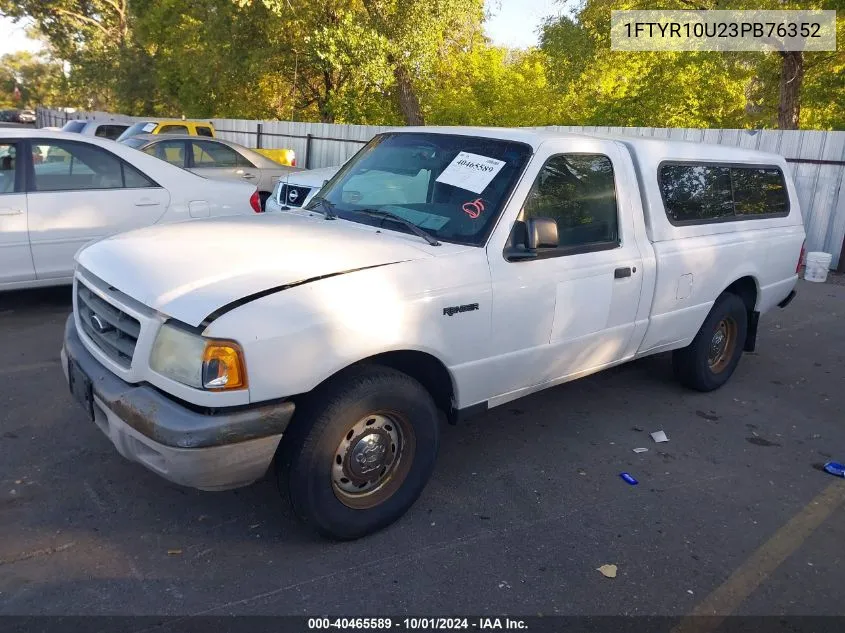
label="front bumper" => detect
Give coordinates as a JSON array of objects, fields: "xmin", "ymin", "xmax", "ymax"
[{"xmin": 61, "ymin": 315, "xmax": 295, "ymax": 490}]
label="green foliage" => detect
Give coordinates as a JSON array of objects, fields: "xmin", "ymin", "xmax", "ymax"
[
  {"xmin": 0, "ymin": 52, "xmax": 67, "ymax": 108},
  {"xmin": 541, "ymin": 0, "xmax": 845, "ymax": 129},
  {"xmin": 425, "ymin": 46, "xmax": 560, "ymax": 126},
  {"xmin": 1, "ymin": 0, "xmax": 842, "ymax": 129}
]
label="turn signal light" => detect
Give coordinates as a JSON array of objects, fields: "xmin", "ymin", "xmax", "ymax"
[{"xmin": 202, "ymin": 341, "xmax": 247, "ymax": 390}]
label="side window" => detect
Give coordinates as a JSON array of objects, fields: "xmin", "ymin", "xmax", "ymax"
[
  {"xmin": 192, "ymin": 141, "xmax": 247, "ymax": 168},
  {"xmin": 123, "ymin": 163, "xmax": 156, "ymax": 188},
  {"xmin": 731, "ymin": 167, "xmax": 788, "ymax": 216},
  {"xmin": 149, "ymin": 140, "xmax": 186, "ymax": 168},
  {"xmin": 31, "ymin": 141, "xmax": 149, "ymax": 191},
  {"xmin": 660, "ymin": 163, "xmax": 789, "ymax": 224},
  {"xmin": 659, "ymin": 165, "xmax": 733, "ymax": 223},
  {"xmin": 196, "ymin": 126, "xmax": 214, "ymax": 137},
  {"xmin": 522, "ymin": 153, "xmax": 619, "ymax": 249},
  {"xmin": 159, "ymin": 125, "xmax": 189, "ymax": 135},
  {"xmin": 0, "ymin": 142, "xmax": 18, "ymax": 194}
]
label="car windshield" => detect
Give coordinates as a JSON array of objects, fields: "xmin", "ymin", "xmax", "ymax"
[
  {"xmin": 116, "ymin": 122, "xmax": 156, "ymax": 142},
  {"xmin": 121, "ymin": 137, "xmax": 147, "ymax": 149},
  {"xmin": 61, "ymin": 121, "xmax": 87, "ymax": 133},
  {"xmin": 308, "ymin": 132, "xmax": 532, "ymax": 246}
]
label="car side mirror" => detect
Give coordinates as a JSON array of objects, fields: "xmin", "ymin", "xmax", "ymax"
[{"xmin": 525, "ymin": 217, "xmax": 559, "ymax": 250}]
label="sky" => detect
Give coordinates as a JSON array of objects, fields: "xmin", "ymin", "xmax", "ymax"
[
  {"xmin": 484, "ymin": 0, "xmax": 562, "ymax": 49},
  {"xmin": 0, "ymin": 15, "xmax": 43, "ymax": 57},
  {"xmin": 0, "ymin": 1, "xmax": 562, "ymax": 58}
]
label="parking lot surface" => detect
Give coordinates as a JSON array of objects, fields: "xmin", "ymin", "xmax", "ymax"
[{"xmin": 1, "ymin": 278, "xmax": 844, "ymax": 616}]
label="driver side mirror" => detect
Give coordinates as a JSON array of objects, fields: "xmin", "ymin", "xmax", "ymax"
[{"xmin": 525, "ymin": 217, "xmax": 559, "ymax": 249}]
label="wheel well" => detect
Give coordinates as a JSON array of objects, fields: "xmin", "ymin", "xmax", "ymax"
[
  {"xmin": 724, "ymin": 276, "xmax": 759, "ymax": 352},
  {"xmin": 724, "ymin": 276, "xmax": 758, "ymax": 312},
  {"xmin": 359, "ymin": 351, "xmax": 455, "ymax": 415}
]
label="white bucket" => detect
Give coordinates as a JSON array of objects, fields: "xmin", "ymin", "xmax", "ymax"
[{"xmin": 804, "ymin": 251, "xmax": 833, "ymax": 283}]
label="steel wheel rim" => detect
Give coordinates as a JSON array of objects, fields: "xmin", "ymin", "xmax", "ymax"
[
  {"xmin": 707, "ymin": 317, "xmax": 737, "ymax": 373},
  {"xmin": 331, "ymin": 411, "xmax": 413, "ymax": 509}
]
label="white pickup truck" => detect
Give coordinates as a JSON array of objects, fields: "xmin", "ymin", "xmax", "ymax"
[{"xmin": 62, "ymin": 127, "xmax": 805, "ymax": 539}]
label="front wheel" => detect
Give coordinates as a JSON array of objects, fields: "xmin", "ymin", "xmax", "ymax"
[
  {"xmin": 673, "ymin": 292, "xmax": 748, "ymax": 392},
  {"xmin": 277, "ymin": 365, "xmax": 440, "ymax": 540}
]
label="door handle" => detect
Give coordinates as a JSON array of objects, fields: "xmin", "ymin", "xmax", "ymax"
[
  {"xmin": 614, "ymin": 267, "xmax": 632, "ymax": 279},
  {"xmin": 0, "ymin": 207, "xmax": 22, "ymax": 216},
  {"xmin": 134, "ymin": 198, "xmax": 160, "ymax": 207},
  {"xmin": 237, "ymin": 170, "xmax": 257, "ymax": 180}
]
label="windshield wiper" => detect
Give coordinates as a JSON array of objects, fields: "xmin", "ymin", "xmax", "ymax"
[
  {"xmin": 307, "ymin": 197, "xmax": 337, "ymax": 220},
  {"xmin": 355, "ymin": 208, "xmax": 441, "ymax": 246}
]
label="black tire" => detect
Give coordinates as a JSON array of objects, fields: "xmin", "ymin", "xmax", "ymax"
[
  {"xmin": 258, "ymin": 191, "xmax": 271, "ymax": 212},
  {"xmin": 672, "ymin": 292, "xmax": 748, "ymax": 392},
  {"xmin": 277, "ymin": 365, "xmax": 440, "ymax": 540}
]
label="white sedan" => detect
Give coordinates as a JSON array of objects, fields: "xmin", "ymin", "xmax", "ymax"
[{"xmin": 0, "ymin": 129, "xmax": 262, "ymax": 291}]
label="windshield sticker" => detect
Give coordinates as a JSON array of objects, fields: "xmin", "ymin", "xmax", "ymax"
[
  {"xmin": 142, "ymin": 123, "xmax": 156, "ymax": 132},
  {"xmin": 435, "ymin": 152, "xmax": 506, "ymax": 194},
  {"xmin": 462, "ymin": 198, "xmax": 486, "ymax": 219}
]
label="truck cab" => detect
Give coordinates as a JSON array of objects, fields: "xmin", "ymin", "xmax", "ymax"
[{"xmin": 62, "ymin": 127, "xmax": 805, "ymax": 540}]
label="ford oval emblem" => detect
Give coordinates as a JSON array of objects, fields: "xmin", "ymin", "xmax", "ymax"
[{"xmin": 90, "ymin": 314, "xmax": 114, "ymax": 334}]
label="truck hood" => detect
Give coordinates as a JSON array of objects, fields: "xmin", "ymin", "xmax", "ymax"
[{"xmin": 76, "ymin": 213, "xmax": 435, "ymax": 327}]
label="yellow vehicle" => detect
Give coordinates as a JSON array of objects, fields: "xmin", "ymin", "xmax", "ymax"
[
  {"xmin": 117, "ymin": 119, "xmax": 296, "ymax": 166},
  {"xmin": 253, "ymin": 147, "xmax": 297, "ymax": 167},
  {"xmin": 116, "ymin": 120, "xmax": 216, "ymax": 141}
]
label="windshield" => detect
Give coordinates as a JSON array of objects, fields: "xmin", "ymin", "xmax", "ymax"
[
  {"xmin": 116, "ymin": 122, "xmax": 156, "ymax": 142},
  {"xmin": 309, "ymin": 132, "xmax": 532, "ymax": 246},
  {"xmin": 121, "ymin": 137, "xmax": 147, "ymax": 149},
  {"xmin": 61, "ymin": 121, "xmax": 87, "ymax": 134}
]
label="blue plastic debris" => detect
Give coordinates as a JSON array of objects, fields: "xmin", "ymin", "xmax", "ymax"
[
  {"xmin": 823, "ymin": 462, "xmax": 845, "ymax": 478},
  {"xmin": 620, "ymin": 472, "xmax": 638, "ymax": 485}
]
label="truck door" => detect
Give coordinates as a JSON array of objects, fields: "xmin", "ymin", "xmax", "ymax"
[{"xmin": 485, "ymin": 138, "xmax": 645, "ymax": 403}]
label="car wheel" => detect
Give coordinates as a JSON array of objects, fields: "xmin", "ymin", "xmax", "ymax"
[
  {"xmin": 277, "ymin": 365, "xmax": 440, "ymax": 540},
  {"xmin": 673, "ymin": 292, "xmax": 748, "ymax": 392}
]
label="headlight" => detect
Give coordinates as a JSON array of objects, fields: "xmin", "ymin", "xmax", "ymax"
[{"xmin": 150, "ymin": 323, "xmax": 247, "ymax": 391}]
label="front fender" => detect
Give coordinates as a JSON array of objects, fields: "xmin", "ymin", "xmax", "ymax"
[{"xmin": 202, "ymin": 252, "xmax": 492, "ymax": 404}]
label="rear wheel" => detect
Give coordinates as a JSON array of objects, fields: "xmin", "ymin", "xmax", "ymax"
[
  {"xmin": 277, "ymin": 365, "xmax": 440, "ymax": 540},
  {"xmin": 673, "ymin": 292, "xmax": 748, "ymax": 392}
]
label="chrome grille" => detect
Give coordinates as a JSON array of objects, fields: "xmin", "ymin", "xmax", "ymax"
[
  {"xmin": 76, "ymin": 284, "xmax": 140, "ymax": 367},
  {"xmin": 280, "ymin": 184, "xmax": 311, "ymax": 208}
]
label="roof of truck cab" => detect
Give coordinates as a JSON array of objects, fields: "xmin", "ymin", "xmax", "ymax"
[
  {"xmin": 392, "ymin": 126, "xmax": 588, "ymax": 148},
  {"xmin": 391, "ymin": 126, "xmax": 786, "ymax": 163}
]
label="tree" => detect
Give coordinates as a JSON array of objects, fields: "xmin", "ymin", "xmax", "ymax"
[
  {"xmin": 540, "ymin": 0, "xmax": 845, "ymax": 130},
  {"xmin": 0, "ymin": 0, "xmax": 149, "ymax": 111},
  {"xmin": 0, "ymin": 52, "xmax": 68, "ymax": 108},
  {"xmin": 358, "ymin": 0, "xmax": 486, "ymax": 124},
  {"xmin": 424, "ymin": 46, "xmax": 560, "ymax": 126},
  {"xmin": 254, "ymin": 0, "xmax": 486, "ymax": 125}
]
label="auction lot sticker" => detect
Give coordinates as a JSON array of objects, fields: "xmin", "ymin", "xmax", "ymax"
[{"xmin": 436, "ymin": 152, "xmax": 506, "ymax": 194}]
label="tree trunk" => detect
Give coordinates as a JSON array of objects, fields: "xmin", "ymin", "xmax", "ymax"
[
  {"xmin": 393, "ymin": 62, "xmax": 424, "ymax": 126},
  {"xmin": 777, "ymin": 51, "xmax": 803, "ymax": 130}
]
